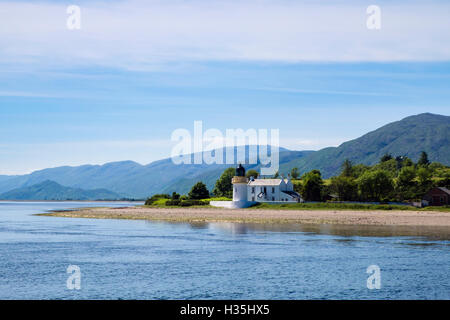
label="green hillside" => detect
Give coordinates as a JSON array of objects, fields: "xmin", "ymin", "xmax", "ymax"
[
  {"xmin": 0, "ymin": 146, "xmax": 298, "ymax": 198},
  {"xmin": 0, "ymin": 113, "xmax": 448, "ymax": 198},
  {"xmin": 0, "ymin": 180, "xmax": 123, "ymax": 200},
  {"xmin": 281, "ymin": 113, "xmax": 450, "ymax": 178}
]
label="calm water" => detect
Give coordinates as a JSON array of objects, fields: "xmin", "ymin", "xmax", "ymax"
[{"xmin": 0, "ymin": 201, "xmax": 449, "ymax": 300}]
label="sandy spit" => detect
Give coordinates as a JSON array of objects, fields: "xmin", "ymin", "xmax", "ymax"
[{"xmin": 38, "ymin": 206, "xmax": 450, "ymax": 227}]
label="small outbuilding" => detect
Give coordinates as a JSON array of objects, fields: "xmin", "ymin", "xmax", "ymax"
[{"xmin": 422, "ymin": 187, "xmax": 450, "ymax": 206}]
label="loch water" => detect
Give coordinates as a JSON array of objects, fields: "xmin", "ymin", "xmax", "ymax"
[{"xmin": 0, "ymin": 201, "xmax": 448, "ymax": 299}]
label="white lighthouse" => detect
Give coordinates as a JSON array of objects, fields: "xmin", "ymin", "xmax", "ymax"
[
  {"xmin": 232, "ymin": 164, "xmax": 248, "ymax": 203},
  {"xmin": 209, "ymin": 164, "xmax": 302, "ymax": 209}
]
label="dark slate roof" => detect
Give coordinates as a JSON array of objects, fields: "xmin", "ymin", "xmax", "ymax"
[
  {"xmin": 436, "ymin": 187, "xmax": 450, "ymax": 195},
  {"xmin": 282, "ymin": 190, "xmax": 301, "ymax": 198}
]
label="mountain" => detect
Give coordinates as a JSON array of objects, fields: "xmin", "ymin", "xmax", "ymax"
[
  {"xmin": 0, "ymin": 146, "xmax": 306, "ymax": 198},
  {"xmin": 0, "ymin": 180, "xmax": 123, "ymax": 201},
  {"xmin": 158, "ymin": 149, "xmax": 312, "ymax": 195},
  {"xmin": 280, "ymin": 113, "xmax": 450, "ymax": 178},
  {"xmin": 0, "ymin": 113, "xmax": 448, "ymax": 198}
]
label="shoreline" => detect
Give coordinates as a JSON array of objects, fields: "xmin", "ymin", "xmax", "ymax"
[
  {"xmin": 0, "ymin": 200, "xmax": 144, "ymax": 203},
  {"xmin": 38, "ymin": 206, "xmax": 450, "ymax": 228}
]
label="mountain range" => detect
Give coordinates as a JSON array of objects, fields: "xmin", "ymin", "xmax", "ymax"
[
  {"xmin": 0, "ymin": 180, "xmax": 122, "ymax": 201},
  {"xmin": 0, "ymin": 113, "xmax": 448, "ymax": 200}
]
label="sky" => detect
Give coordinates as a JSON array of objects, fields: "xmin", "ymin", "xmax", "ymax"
[{"xmin": 0, "ymin": 0, "xmax": 450, "ymax": 174}]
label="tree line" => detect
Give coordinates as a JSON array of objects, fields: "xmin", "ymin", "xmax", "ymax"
[
  {"xmin": 146, "ymin": 151, "xmax": 449, "ymax": 205},
  {"xmin": 294, "ymin": 152, "xmax": 449, "ymax": 202}
]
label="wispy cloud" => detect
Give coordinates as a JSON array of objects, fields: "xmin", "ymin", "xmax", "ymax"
[
  {"xmin": 0, "ymin": 0, "xmax": 449, "ymax": 72},
  {"xmin": 0, "ymin": 91, "xmax": 65, "ymax": 98},
  {"xmin": 253, "ymin": 87, "xmax": 398, "ymax": 97}
]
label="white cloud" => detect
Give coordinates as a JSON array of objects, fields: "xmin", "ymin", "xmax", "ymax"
[
  {"xmin": 0, "ymin": 91, "xmax": 65, "ymax": 98},
  {"xmin": 0, "ymin": 0, "xmax": 449, "ymax": 71},
  {"xmin": 254, "ymin": 87, "xmax": 398, "ymax": 97}
]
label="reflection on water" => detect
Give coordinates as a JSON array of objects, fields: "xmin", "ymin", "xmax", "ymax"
[
  {"xmin": 181, "ymin": 221, "xmax": 450, "ymax": 240},
  {"xmin": 0, "ymin": 202, "xmax": 449, "ymax": 300}
]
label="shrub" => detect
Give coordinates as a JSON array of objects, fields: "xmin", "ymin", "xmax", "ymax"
[
  {"xmin": 145, "ymin": 193, "xmax": 170, "ymax": 205},
  {"xmin": 171, "ymin": 192, "xmax": 180, "ymax": 200},
  {"xmin": 166, "ymin": 199, "xmax": 210, "ymax": 207},
  {"xmin": 188, "ymin": 182, "xmax": 210, "ymax": 199},
  {"xmin": 166, "ymin": 199, "xmax": 181, "ymax": 206},
  {"xmin": 180, "ymin": 199, "xmax": 210, "ymax": 207},
  {"xmin": 213, "ymin": 167, "xmax": 235, "ymax": 198}
]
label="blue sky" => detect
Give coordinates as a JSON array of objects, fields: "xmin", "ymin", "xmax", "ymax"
[{"xmin": 0, "ymin": 0, "xmax": 450, "ymax": 174}]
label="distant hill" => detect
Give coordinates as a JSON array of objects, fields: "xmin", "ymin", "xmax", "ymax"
[
  {"xmin": 158, "ymin": 150, "xmax": 312, "ymax": 195},
  {"xmin": 280, "ymin": 113, "xmax": 450, "ymax": 178},
  {"xmin": 0, "ymin": 180, "xmax": 123, "ymax": 201},
  {"xmin": 0, "ymin": 146, "xmax": 303, "ymax": 198},
  {"xmin": 0, "ymin": 113, "xmax": 448, "ymax": 198}
]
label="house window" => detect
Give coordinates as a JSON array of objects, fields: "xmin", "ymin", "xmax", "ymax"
[
  {"xmin": 252, "ymin": 187, "xmax": 255, "ymax": 193},
  {"xmin": 252, "ymin": 196, "xmax": 255, "ymax": 201},
  {"xmin": 272, "ymin": 197, "xmax": 274, "ymax": 201},
  {"xmin": 272, "ymin": 187, "xmax": 275, "ymax": 193}
]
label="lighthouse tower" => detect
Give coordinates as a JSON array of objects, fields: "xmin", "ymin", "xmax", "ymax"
[{"xmin": 232, "ymin": 164, "xmax": 249, "ymax": 207}]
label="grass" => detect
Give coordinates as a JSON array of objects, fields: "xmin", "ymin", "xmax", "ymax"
[
  {"xmin": 142, "ymin": 197, "xmax": 229, "ymax": 208},
  {"xmin": 249, "ymin": 202, "xmax": 450, "ymax": 212},
  {"xmin": 206, "ymin": 197, "xmax": 232, "ymax": 201},
  {"xmin": 142, "ymin": 198, "xmax": 450, "ymax": 212}
]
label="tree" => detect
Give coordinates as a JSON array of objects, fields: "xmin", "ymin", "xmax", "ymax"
[
  {"xmin": 310, "ymin": 169, "xmax": 322, "ymax": 177},
  {"xmin": 351, "ymin": 164, "xmax": 370, "ymax": 178},
  {"xmin": 290, "ymin": 167, "xmax": 300, "ymax": 179},
  {"xmin": 396, "ymin": 156, "xmax": 414, "ymax": 169},
  {"xmin": 380, "ymin": 153, "xmax": 393, "ymax": 163},
  {"xmin": 300, "ymin": 170, "xmax": 323, "ymax": 201},
  {"xmin": 246, "ymin": 169, "xmax": 259, "ymax": 179},
  {"xmin": 402, "ymin": 157, "xmax": 414, "ymax": 167},
  {"xmin": 418, "ymin": 151, "xmax": 430, "ymax": 167},
  {"xmin": 171, "ymin": 192, "xmax": 180, "ymax": 200},
  {"xmin": 330, "ymin": 176, "xmax": 358, "ymax": 201},
  {"xmin": 212, "ymin": 167, "xmax": 234, "ymax": 198},
  {"xmin": 357, "ymin": 170, "xmax": 394, "ymax": 201},
  {"xmin": 397, "ymin": 166, "xmax": 416, "ymax": 187},
  {"xmin": 395, "ymin": 166, "xmax": 417, "ymax": 200},
  {"xmin": 340, "ymin": 159, "xmax": 353, "ymax": 177},
  {"xmin": 188, "ymin": 182, "xmax": 210, "ymax": 200},
  {"xmin": 417, "ymin": 167, "xmax": 432, "ymax": 191},
  {"xmin": 376, "ymin": 158, "xmax": 398, "ymax": 174}
]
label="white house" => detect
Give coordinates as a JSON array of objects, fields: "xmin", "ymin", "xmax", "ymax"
[
  {"xmin": 211, "ymin": 164, "xmax": 302, "ymax": 209},
  {"xmin": 247, "ymin": 176, "xmax": 301, "ymax": 203}
]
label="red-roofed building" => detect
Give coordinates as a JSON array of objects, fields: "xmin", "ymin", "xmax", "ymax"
[{"xmin": 423, "ymin": 187, "xmax": 450, "ymax": 206}]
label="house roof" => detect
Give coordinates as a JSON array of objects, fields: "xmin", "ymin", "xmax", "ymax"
[
  {"xmin": 436, "ymin": 187, "xmax": 450, "ymax": 195},
  {"xmin": 282, "ymin": 190, "xmax": 301, "ymax": 198},
  {"xmin": 248, "ymin": 179, "xmax": 283, "ymax": 186}
]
